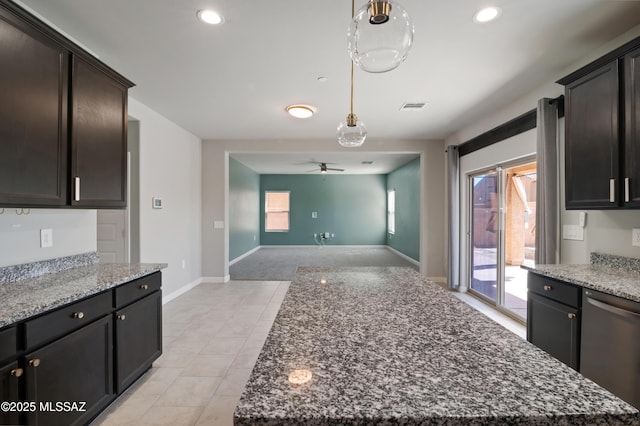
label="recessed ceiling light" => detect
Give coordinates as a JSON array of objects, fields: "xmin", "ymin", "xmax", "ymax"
[
  {"xmin": 286, "ymin": 105, "xmax": 316, "ymax": 119},
  {"xmin": 197, "ymin": 9, "xmax": 224, "ymax": 25},
  {"xmin": 473, "ymin": 7, "xmax": 501, "ymax": 23}
]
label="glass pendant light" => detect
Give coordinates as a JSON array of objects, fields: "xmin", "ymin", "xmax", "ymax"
[
  {"xmin": 338, "ymin": 0, "xmax": 367, "ymax": 147},
  {"xmin": 348, "ymin": 0, "xmax": 414, "ymax": 73}
]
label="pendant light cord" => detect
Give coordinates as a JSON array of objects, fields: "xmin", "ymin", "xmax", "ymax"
[{"xmin": 350, "ymin": 0, "xmax": 355, "ymax": 115}]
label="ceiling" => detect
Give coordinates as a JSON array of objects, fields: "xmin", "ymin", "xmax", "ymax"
[{"xmin": 15, "ymin": 0, "xmax": 640, "ymax": 173}]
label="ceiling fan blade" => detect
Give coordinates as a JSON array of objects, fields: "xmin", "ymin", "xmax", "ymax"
[
  {"xmin": 326, "ymin": 167, "xmax": 345, "ymax": 172},
  {"xmin": 305, "ymin": 168, "xmax": 320, "ymax": 172}
]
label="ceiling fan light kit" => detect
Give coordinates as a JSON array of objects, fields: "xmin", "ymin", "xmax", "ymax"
[{"xmin": 348, "ymin": 0, "xmax": 414, "ymax": 74}]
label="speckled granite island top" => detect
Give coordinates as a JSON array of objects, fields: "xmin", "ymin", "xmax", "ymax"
[
  {"xmin": 0, "ymin": 262, "xmax": 166, "ymax": 328},
  {"xmin": 523, "ymin": 253, "xmax": 640, "ymax": 303},
  {"xmin": 234, "ymin": 266, "xmax": 639, "ymax": 426}
]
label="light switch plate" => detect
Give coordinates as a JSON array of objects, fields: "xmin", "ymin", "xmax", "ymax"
[
  {"xmin": 632, "ymin": 229, "xmax": 640, "ymax": 247},
  {"xmin": 214, "ymin": 220, "xmax": 225, "ymax": 229},
  {"xmin": 562, "ymin": 224, "xmax": 584, "ymax": 241}
]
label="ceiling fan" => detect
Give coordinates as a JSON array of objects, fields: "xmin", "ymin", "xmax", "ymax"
[{"xmin": 306, "ymin": 162, "xmax": 345, "ymax": 174}]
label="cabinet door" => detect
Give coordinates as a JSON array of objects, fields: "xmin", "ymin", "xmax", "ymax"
[
  {"xmin": 24, "ymin": 316, "xmax": 113, "ymax": 426},
  {"xmin": 0, "ymin": 361, "xmax": 22, "ymax": 425},
  {"xmin": 565, "ymin": 60, "xmax": 620, "ymax": 209},
  {"xmin": 115, "ymin": 291, "xmax": 162, "ymax": 393},
  {"xmin": 71, "ymin": 56, "xmax": 128, "ymax": 208},
  {"xmin": 624, "ymin": 47, "xmax": 640, "ymax": 207},
  {"xmin": 0, "ymin": 7, "xmax": 68, "ymax": 207},
  {"xmin": 527, "ymin": 292, "xmax": 580, "ymax": 370}
]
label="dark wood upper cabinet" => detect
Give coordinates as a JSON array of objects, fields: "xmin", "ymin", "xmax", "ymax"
[
  {"xmin": 624, "ymin": 46, "xmax": 640, "ymax": 207},
  {"xmin": 0, "ymin": 0, "xmax": 134, "ymax": 209},
  {"xmin": 0, "ymin": 7, "xmax": 68, "ymax": 207},
  {"xmin": 564, "ymin": 61, "xmax": 619, "ymax": 209},
  {"xmin": 559, "ymin": 36, "xmax": 640, "ymax": 210},
  {"xmin": 71, "ymin": 57, "xmax": 128, "ymax": 208}
]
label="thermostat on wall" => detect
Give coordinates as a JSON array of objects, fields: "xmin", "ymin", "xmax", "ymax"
[{"xmin": 152, "ymin": 197, "xmax": 163, "ymax": 209}]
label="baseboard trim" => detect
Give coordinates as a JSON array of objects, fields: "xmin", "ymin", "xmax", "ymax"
[
  {"xmin": 201, "ymin": 276, "xmax": 230, "ymax": 283},
  {"xmin": 162, "ymin": 278, "xmax": 202, "ymax": 305},
  {"xmin": 229, "ymin": 246, "xmax": 260, "ymax": 266},
  {"xmin": 428, "ymin": 276, "xmax": 447, "ymax": 285},
  {"xmin": 259, "ymin": 245, "xmax": 388, "ymax": 249},
  {"xmin": 385, "ymin": 246, "xmax": 420, "ymax": 267}
]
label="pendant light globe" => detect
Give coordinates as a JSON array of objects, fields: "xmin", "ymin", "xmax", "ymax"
[
  {"xmin": 337, "ymin": 113, "xmax": 367, "ymax": 147},
  {"xmin": 348, "ymin": 0, "xmax": 414, "ymax": 73}
]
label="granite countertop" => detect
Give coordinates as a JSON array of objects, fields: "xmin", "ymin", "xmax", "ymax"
[
  {"xmin": 523, "ymin": 253, "xmax": 640, "ymax": 303},
  {"xmin": 0, "ymin": 262, "xmax": 166, "ymax": 328},
  {"xmin": 234, "ymin": 266, "xmax": 639, "ymax": 425}
]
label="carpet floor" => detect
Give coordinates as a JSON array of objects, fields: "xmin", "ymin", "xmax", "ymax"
[{"xmin": 229, "ymin": 246, "xmax": 418, "ymax": 281}]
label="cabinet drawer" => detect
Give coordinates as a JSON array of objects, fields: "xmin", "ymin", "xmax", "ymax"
[
  {"xmin": 528, "ymin": 273, "xmax": 580, "ymax": 308},
  {"xmin": 0, "ymin": 327, "xmax": 16, "ymax": 364},
  {"xmin": 115, "ymin": 272, "xmax": 161, "ymax": 308},
  {"xmin": 24, "ymin": 291, "xmax": 112, "ymax": 351}
]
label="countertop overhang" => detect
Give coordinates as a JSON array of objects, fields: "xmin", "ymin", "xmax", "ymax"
[
  {"xmin": 234, "ymin": 266, "xmax": 639, "ymax": 425},
  {"xmin": 0, "ymin": 262, "xmax": 166, "ymax": 328}
]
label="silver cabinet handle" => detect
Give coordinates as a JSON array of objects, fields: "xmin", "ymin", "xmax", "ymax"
[
  {"xmin": 610, "ymin": 178, "xmax": 616, "ymax": 203},
  {"xmin": 625, "ymin": 178, "xmax": 630, "ymax": 203},
  {"xmin": 74, "ymin": 177, "xmax": 81, "ymax": 201}
]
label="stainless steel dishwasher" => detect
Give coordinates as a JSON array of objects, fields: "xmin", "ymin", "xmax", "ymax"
[{"xmin": 581, "ymin": 288, "xmax": 640, "ymax": 408}]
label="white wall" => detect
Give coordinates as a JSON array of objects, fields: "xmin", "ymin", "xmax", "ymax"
[
  {"xmin": 0, "ymin": 209, "xmax": 96, "ymax": 267},
  {"xmin": 201, "ymin": 139, "xmax": 446, "ymax": 281},
  {"xmin": 129, "ymin": 97, "xmax": 202, "ymax": 298}
]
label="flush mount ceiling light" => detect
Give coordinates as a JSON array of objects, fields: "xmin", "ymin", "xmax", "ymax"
[
  {"xmin": 347, "ymin": 0, "xmax": 414, "ymax": 73},
  {"xmin": 338, "ymin": 0, "xmax": 367, "ymax": 147},
  {"xmin": 286, "ymin": 105, "xmax": 316, "ymax": 119},
  {"xmin": 473, "ymin": 7, "xmax": 501, "ymax": 23},
  {"xmin": 197, "ymin": 9, "xmax": 224, "ymax": 25}
]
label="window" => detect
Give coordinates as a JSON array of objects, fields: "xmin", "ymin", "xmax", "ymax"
[
  {"xmin": 265, "ymin": 191, "xmax": 290, "ymax": 232},
  {"xmin": 387, "ymin": 190, "xmax": 395, "ymax": 234}
]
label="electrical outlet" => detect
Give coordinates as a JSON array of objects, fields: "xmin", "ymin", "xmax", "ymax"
[
  {"xmin": 40, "ymin": 228, "xmax": 53, "ymax": 248},
  {"xmin": 632, "ymin": 229, "xmax": 640, "ymax": 247},
  {"xmin": 562, "ymin": 225, "xmax": 584, "ymax": 241}
]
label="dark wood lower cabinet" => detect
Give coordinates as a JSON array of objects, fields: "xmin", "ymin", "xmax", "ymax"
[
  {"xmin": 24, "ymin": 315, "xmax": 113, "ymax": 426},
  {"xmin": 115, "ymin": 290, "xmax": 162, "ymax": 393},
  {"xmin": 0, "ymin": 272, "xmax": 162, "ymax": 425},
  {"xmin": 527, "ymin": 292, "xmax": 580, "ymax": 369},
  {"xmin": 0, "ymin": 361, "xmax": 21, "ymax": 426}
]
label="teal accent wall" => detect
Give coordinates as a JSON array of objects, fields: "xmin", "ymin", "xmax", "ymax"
[
  {"xmin": 386, "ymin": 157, "xmax": 420, "ymax": 261},
  {"xmin": 229, "ymin": 158, "xmax": 260, "ymax": 260},
  {"xmin": 260, "ymin": 174, "xmax": 387, "ymax": 245}
]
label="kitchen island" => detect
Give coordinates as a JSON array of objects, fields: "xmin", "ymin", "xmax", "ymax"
[{"xmin": 234, "ymin": 266, "xmax": 639, "ymax": 425}]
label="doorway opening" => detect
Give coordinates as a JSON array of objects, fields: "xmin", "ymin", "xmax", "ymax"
[{"xmin": 469, "ymin": 159, "xmax": 536, "ymax": 321}]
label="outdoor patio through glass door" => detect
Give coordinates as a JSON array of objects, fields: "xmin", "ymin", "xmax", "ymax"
[{"xmin": 469, "ymin": 161, "xmax": 536, "ymax": 320}]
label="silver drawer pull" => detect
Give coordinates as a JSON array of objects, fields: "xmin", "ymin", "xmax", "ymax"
[
  {"xmin": 567, "ymin": 313, "xmax": 576, "ymax": 319},
  {"xmin": 74, "ymin": 177, "xmax": 81, "ymax": 201},
  {"xmin": 11, "ymin": 368, "xmax": 23, "ymax": 378},
  {"xmin": 625, "ymin": 178, "xmax": 630, "ymax": 203},
  {"xmin": 117, "ymin": 314, "xmax": 126, "ymax": 321},
  {"xmin": 72, "ymin": 312, "xmax": 84, "ymax": 319},
  {"xmin": 139, "ymin": 284, "xmax": 149, "ymax": 290},
  {"xmin": 29, "ymin": 358, "xmax": 40, "ymax": 368},
  {"xmin": 610, "ymin": 178, "xmax": 616, "ymax": 203},
  {"xmin": 543, "ymin": 285, "xmax": 552, "ymax": 291}
]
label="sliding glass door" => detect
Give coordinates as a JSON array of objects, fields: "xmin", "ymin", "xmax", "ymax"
[
  {"xmin": 469, "ymin": 160, "xmax": 536, "ymax": 320},
  {"xmin": 470, "ymin": 170, "xmax": 502, "ymax": 302}
]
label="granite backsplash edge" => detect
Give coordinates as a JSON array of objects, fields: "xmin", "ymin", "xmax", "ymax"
[
  {"xmin": 0, "ymin": 252, "xmax": 99, "ymax": 285},
  {"xmin": 591, "ymin": 252, "xmax": 640, "ymax": 272}
]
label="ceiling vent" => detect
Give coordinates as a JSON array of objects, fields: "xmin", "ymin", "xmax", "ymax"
[{"xmin": 399, "ymin": 102, "xmax": 427, "ymax": 111}]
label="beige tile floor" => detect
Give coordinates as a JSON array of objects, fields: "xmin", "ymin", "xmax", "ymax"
[
  {"xmin": 92, "ymin": 279, "xmax": 525, "ymax": 426},
  {"xmin": 91, "ymin": 280, "xmax": 290, "ymax": 426}
]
